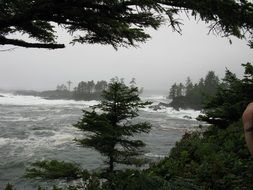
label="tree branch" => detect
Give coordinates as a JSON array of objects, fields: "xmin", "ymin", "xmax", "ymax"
[
  {"xmin": 0, "ymin": 36, "xmax": 65, "ymax": 49},
  {"xmin": 0, "ymin": 47, "xmax": 17, "ymax": 52}
]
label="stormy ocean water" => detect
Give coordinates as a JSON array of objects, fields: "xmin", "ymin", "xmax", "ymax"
[{"xmin": 0, "ymin": 92, "xmax": 203, "ymax": 189}]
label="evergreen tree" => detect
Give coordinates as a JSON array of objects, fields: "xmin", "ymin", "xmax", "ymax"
[
  {"xmin": 203, "ymin": 71, "xmax": 220, "ymax": 96},
  {"xmin": 95, "ymin": 81, "xmax": 108, "ymax": 93},
  {"xmin": 73, "ymin": 80, "xmax": 152, "ymax": 175},
  {"xmin": 73, "ymin": 80, "xmax": 108, "ymax": 100},
  {"xmin": 130, "ymin": 78, "xmax": 136, "ymax": 88},
  {"xmin": 175, "ymin": 83, "xmax": 185, "ymax": 97},
  {"xmin": 185, "ymin": 77, "xmax": 194, "ymax": 96},
  {"xmin": 198, "ymin": 78, "xmax": 205, "ymax": 90},
  {"xmin": 4, "ymin": 183, "xmax": 15, "ymax": 190},
  {"xmin": 168, "ymin": 83, "xmax": 177, "ymax": 99},
  {"xmin": 1, "ymin": 0, "xmax": 253, "ymax": 49},
  {"xmin": 168, "ymin": 72, "xmax": 220, "ymax": 110},
  {"xmin": 56, "ymin": 84, "xmax": 68, "ymax": 91},
  {"xmin": 198, "ymin": 63, "xmax": 253, "ymax": 128},
  {"xmin": 78, "ymin": 81, "xmax": 87, "ymax": 93},
  {"xmin": 87, "ymin": 80, "xmax": 95, "ymax": 94},
  {"xmin": 24, "ymin": 80, "xmax": 153, "ymax": 189}
]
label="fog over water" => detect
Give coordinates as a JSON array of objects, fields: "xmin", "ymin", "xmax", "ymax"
[{"xmin": 1, "ymin": 16, "xmax": 253, "ymax": 91}]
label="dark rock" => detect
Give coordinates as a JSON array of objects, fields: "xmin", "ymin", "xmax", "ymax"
[
  {"xmin": 149, "ymin": 102, "xmax": 170, "ymax": 111},
  {"xmin": 158, "ymin": 102, "xmax": 170, "ymax": 107},
  {"xmin": 149, "ymin": 105, "xmax": 162, "ymax": 111},
  {"xmin": 183, "ymin": 115, "xmax": 192, "ymax": 119}
]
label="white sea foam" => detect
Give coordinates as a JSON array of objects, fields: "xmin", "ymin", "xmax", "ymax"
[
  {"xmin": 0, "ymin": 127, "xmax": 80, "ymax": 158},
  {"xmin": 165, "ymin": 107, "xmax": 201, "ymax": 120},
  {"xmin": 0, "ymin": 93, "xmax": 99, "ymax": 107},
  {"xmin": 0, "ymin": 137, "xmax": 8, "ymax": 146},
  {"xmin": 140, "ymin": 95, "xmax": 201, "ymax": 120},
  {"xmin": 0, "ymin": 93, "xmax": 200, "ymax": 120},
  {"xmin": 145, "ymin": 152, "xmax": 165, "ymax": 158},
  {"xmin": 160, "ymin": 125, "xmax": 185, "ymax": 130},
  {"xmin": 141, "ymin": 95, "xmax": 167, "ymax": 101},
  {"xmin": 141, "ymin": 106, "xmax": 201, "ymax": 120},
  {"xmin": 141, "ymin": 107, "xmax": 167, "ymax": 113},
  {"xmin": 159, "ymin": 124, "xmax": 197, "ymax": 132},
  {"xmin": 0, "ymin": 116, "xmax": 40, "ymax": 122}
]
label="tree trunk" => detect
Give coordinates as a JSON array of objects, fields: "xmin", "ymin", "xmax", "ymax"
[
  {"xmin": 109, "ymin": 155, "xmax": 114, "ymax": 173},
  {"xmin": 107, "ymin": 155, "xmax": 115, "ymax": 190}
]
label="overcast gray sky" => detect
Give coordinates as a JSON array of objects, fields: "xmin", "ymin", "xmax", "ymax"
[{"xmin": 1, "ymin": 16, "xmax": 253, "ymax": 91}]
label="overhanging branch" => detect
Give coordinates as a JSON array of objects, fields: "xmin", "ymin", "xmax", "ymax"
[{"xmin": 0, "ymin": 36, "xmax": 65, "ymax": 49}]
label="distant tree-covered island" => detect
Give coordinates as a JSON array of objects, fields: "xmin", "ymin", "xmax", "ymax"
[{"xmin": 15, "ymin": 80, "xmax": 109, "ymax": 101}]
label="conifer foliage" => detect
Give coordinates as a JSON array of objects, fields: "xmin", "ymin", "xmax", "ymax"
[
  {"xmin": 198, "ymin": 63, "xmax": 253, "ymax": 128},
  {"xmin": 73, "ymin": 80, "xmax": 151, "ymax": 174},
  {"xmin": 1, "ymin": 0, "xmax": 253, "ymax": 49},
  {"xmin": 168, "ymin": 71, "xmax": 220, "ymax": 110}
]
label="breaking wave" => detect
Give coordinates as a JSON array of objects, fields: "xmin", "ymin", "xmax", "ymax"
[
  {"xmin": 0, "ymin": 93, "xmax": 99, "ymax": 107},
  {"xmin": 0, "ymin": 92, "xmax": 203, "ymax": 188},
  {"xmin": 141, "ymin": 106, "xmax": 201, "ymax": 120},
  {"xmin": 0, "ymin": 93, "xmax": 201, "ymax": 120}
]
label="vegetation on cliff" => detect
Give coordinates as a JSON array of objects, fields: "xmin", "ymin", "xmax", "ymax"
[
  {"xmin": 150, "ymin": 63, "xmax": 253, "ymax": 189},
  {"xmin": 149, "ymin": 122, "xmax": 253, "ymax": 189}
]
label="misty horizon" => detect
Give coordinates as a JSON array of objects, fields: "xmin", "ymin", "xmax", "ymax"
[{"xmin": 1, "ymin": 15, "xmax": 252, "ymax": 92}]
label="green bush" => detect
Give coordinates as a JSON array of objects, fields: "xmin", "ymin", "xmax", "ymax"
[
  {"xmin": 4, "ymin": 183, "xmax": 15, "ymax": 190},
  {"xmin": 25, "ymin": 160, "xmax": 83, "ymax": 180},
  {"xmin": 150, "ymin": 122, "xmax": 253, "ymax": 189}
]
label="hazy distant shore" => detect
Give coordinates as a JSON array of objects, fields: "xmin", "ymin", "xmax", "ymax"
[{"xmin": 13, "ymin": 90, "xmax": 103, "ymax": 101}]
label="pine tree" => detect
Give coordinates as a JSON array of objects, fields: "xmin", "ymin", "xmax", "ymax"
[
  {"xmin": 1, "ymin": 0, "xmax": 253, "ymax": 49},
  {"xmin": 73, "ymin": 80, "xmax": 151, "ymax": 175},
  {"xmin": 95, "ymin": 81, "xmax": 108, "ymax": 93},
  {"xmin": 168, "ymin": 83, "xmax": 177, "ymax": 99},
  {"xmin": 204, "ymin": 71, "xmax": 220, "ymax": 96},
  {"xmin": 175, "ymin": 83, "xmax": 185, "ymax": 97},
  {"xmin": 185, "ymin": 77, "xmax": 194, "ymax": 96},
  {"xmin": 168, "ymin": 73, "xmax": 221, "ymax": 110},
  {"xmin": 198, "ymin": 63, "xmax": 253, "ymax": 128},
  {"xmin": 4, "ymin": 183, "xmax": 15, "ymax": 190}
]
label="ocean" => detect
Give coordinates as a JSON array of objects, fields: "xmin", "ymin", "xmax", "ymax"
[{"xmin": 0, "ymin": 92, "xmax": 203, "ymax": 189}]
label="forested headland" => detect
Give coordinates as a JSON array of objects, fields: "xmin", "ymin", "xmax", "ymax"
[
  {"xmin": 149, "ymin": 63, "xmax": 253, "ymax": 189},
  {"xmin": 168, "ymin": 71, "xmax": 219, "ymax": 110}
]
